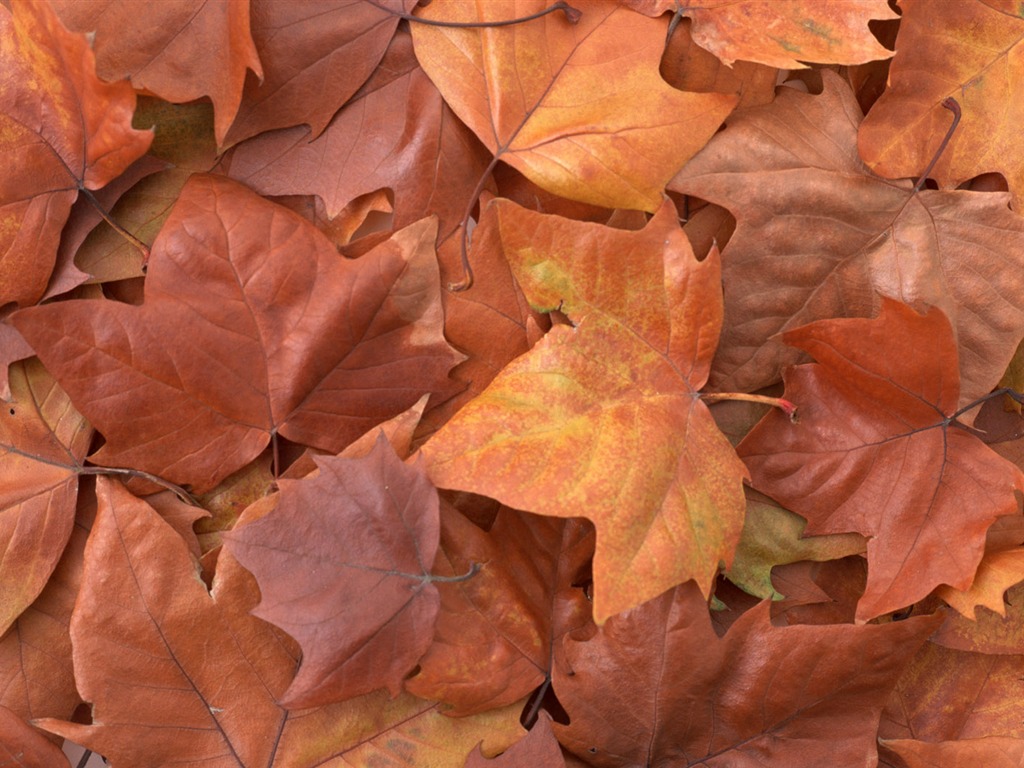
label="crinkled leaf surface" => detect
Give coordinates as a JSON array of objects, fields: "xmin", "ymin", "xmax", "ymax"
[
  {"xmin": 0, "ymin": 0, "xmax": 151, "ymax": 308},
  {"xmin": 50, "ymin": 0, "xmax": 262, "ymax": 146},
  {"xmin": 0, "ymin": 359, "xmax": 91, "ymax": 637},
  {"xmin": 858, "ymin": 0, "xmax": 1024, "ymax": 209},
  {"xmin": 671, "ymin": 70, "xmax": 1024, "ymax": 411},
  {"xmin": 13, "ymin": 174, "xmax": 462, "ymax": 493},
  {"xmin": 552, "ymin": 581, "xmax": 939, "ymax": 766},
  {"xmin": 223, "ymin": 0, "xmax": 416, "ymax": 146},
  {"xmin": 226, "ymin": 27, "xmax": 491, "ymax": 241},
  {"xmin": 36, "ymin": 476, "xmax": 524, "ymax": 766},
  {"xmin": 411, "ymin": 0, "xmax": 736, "ymax": 211},
  {"xmin": 739, "ymin": 299, "xmax": 1024, "ymax": 622},
  {"xmin": 422, "ymin": 198, "xmax": 748, "ymax": 623},
  {"xmin": 626, "ymin": 0, "xmax": 897, "ymax": 68},
  {"xmin": 225, "ymin": 433, "xmax": 441, "ymax": 709}
]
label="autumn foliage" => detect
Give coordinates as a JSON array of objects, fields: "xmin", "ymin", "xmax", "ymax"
[{"xmin": 6, "ymin": 1, "xmax": 1024, "ymax": 766}]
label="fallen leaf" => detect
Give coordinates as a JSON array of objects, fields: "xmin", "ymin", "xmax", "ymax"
[
  {"xmin": 858, "ymin": 0, "xmax": 1024, "ymax": 209},
  {"xmin": 411, "ymin": 0, "xmax": 736, "ymax": 211},
  {"xmin": 739, "ymin": 298, "xmax": 1024, "ymax": 622},
  {"xmin": 937, "ymin": 548, "xmax": 1024, "ymax": 620},
  {"xmin": 223, "ymin": 0, "xmax": 416, "ymax": 146},
  {"xmin": 13, "ymin": 174, "xmax": 463, "ymax": 493},
  {"xmin": 50, "ymin": 0, "xmax": 262, "ymax": 146},
  {"xmin": 0, "ymin": 705, "xmax": 68, "ymax": 768},
  {"xmin": 552, "ymin": 581, "xmax": 939, "ymax": 766},
  {"xmin": 225, "ymin": 434, "xmax": 441, "ymax": 709},
  {"xmin": 626, "ymin": 0, "xmax": 897, "ymax": 68},
  {"xmin": 671, "ymin": 69, "xmax": 1024, "ymax": 415},
  {"xmin": 422, "ymin": 198, "xmax": 749, "ymax": 623},
  {"xmin": 0, "ymin": 0, "xmax": 152, "ymax": 308},
  {"xmin": 0, "ymin": 359, "xmax": 91, "ymax": 636},
  {"xmin": 464, "ymin": 711, "xmax": 566, "ymax": 768},
  {"xmin": 882, "ymin": 737, "xmax": 1024, "ymax": 768}
]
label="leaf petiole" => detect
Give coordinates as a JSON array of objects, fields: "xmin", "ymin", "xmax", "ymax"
[{"xmin": 701, "ymin": 391, "xmax": 798, "ymax": 421}]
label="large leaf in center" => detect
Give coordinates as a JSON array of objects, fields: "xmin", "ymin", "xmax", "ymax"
[{"xmin": 421, "ymin": 199, "xmax": 748, "ymax": 623}]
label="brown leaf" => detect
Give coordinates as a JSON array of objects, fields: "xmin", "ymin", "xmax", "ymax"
[
  {"xmin": 411, "ymin": 0, "xmax": 736, "ymax": 211},
  {"xmin": 740, "ymin": 299, "xmax": 1024, "ymax": 621},
  {"xmin": 422, "ymin": 199, "xmax": 749, "ymax": 623},
  {"xmin": 552, "ymin": 581, "xmax": 939, "ymax": 766},
  {"xmin": 464, "ymin": 711, "xmax": 566, "ymax": 768},
  {"xmin": 0, "ymin": 0, "xmax": 152, "ymax": 308},
  {"xmin": 225, "ymin": 434, "xmax": 441, "ymax": 708},
  {"xmin": 223, "ymin": 0, "xmax": 416, "ymax": 146},
  {"xmin": 672, "ymin": 69, "xmax": 1024, "ymax": 414},
  {"xmin": 0, "ymin": 705, "xmax": 68, "ymax": 768},
  {"xmin": 50, "ymin": 0, "xmax": 262, "ymax": 146},
  {"xmin": 13, "ymin": 174, "xmax": 463, "ymax": 493}
]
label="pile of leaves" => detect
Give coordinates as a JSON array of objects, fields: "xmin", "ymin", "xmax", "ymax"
[{"xmin": 5, "ymin": 0, "xmax": 1024, "ymax": 766}]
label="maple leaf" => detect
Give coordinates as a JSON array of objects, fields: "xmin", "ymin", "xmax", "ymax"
[
  {"xmin": 936, "ymin": 547, "xmax": 1024, "ymax": 619},
  {"xmin": 738, "ymin": 298, "xmax": 1024, "ymax": 622},
  {"xmin": 671, "ymin": 70, "xmax": 1024, "ymax": 413},
  {"xmin": 465, "ymin": 712, "xmax": 566, "ymax": 768},
  {"xmin": 552, "ymin": 581, "xmax": 940, "ymax": 766},
  {"xmin": 858, "ymin": 0, "xmax": 1024, "ymax": 209},
  {"xmin": 50, "ymin": 0, "xmax": 262, "ymax": 146},
  {"xmin": 410, "ymin": 0, "xmax": 737, "ymax": 212},
  {"xmin": 225, "ymin": 434, "xmax": 442, "ymax": 709},
  {"xmin": 625, "ymin": 0, "xmax": 898, "ymax": 68},
  {"xmin": 406, "ymin": 504, "xmax": 592, "ymax": 715},
  {"xmin": 0, "ymin": 359, "xmax": 91, "ymax": 637},
  {"xmin": 13, "ymin": 174, "xmax": 463, "ymax": 493},
  {"xmin": 0, "ymin": 0, "xmax": 152, "ymax": 308},
  {"xmin": 225, "ymin": 26, "xmax": 491, "ymax": 241},
  {"xmin": 422, "ymin": 198, "xmax": 749, "ymax": 623},
  {"xmin": 222, "ymin": 0, "xmax": 416, "ymax": 146},
  {"xmin": 37, "ymin": 477, "xmax": 527, "ymax": 765}
]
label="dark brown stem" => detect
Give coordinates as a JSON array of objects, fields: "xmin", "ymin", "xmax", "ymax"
[
  {"xmin": 912, "ymin": 97, "xmax": 961, "ymax": 193},
  {"xmin": 78, "ymin": 186, "xmax": 151, "ymax": 267},
  {"xmin": 951, "ymin": 387, "xmax": 1024, "ymax": 422},
  {"xmin": 522, "ymin": 676, "xmax": 552, "ymax": 729},
  {"xmin": 397, "ymin": 1, "xmax": 581, "ymax": 27},
  {"xmin": 449, "ymin": 153, "xmax": 502, "ymax": 292},
  {"xmin": 79, "ymin": 465, "xmax": 199, "ymax": 506}
]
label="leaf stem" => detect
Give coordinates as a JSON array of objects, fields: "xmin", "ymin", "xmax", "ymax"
[
  {"xmin": 950, "ymin": 387, "xmax": 1024, "ymax": 422},
  {"xmin": 912, "ymin": 97, "xmax": 961, "ymax": 193},
  {"xmin": 449, "ymin": 153, "xmax": 502, "ymax": 292},
  {"xmin": 78, "ymin": 185, "xmax": 151, "ymax": 267},
  {"xmin": 700, "ymin": 392, "xmax": 798, "ymax": 420},
  {"xmin": 389, "ymin": 1, "xmax": 581, "ymax": 28},
  {"xmin": 79, "ymin": 465, "xmax": 199, "ymax": 506},
  {"xmin": 427, "ymin": 561, "xmax": 481, "ymax": 583}
]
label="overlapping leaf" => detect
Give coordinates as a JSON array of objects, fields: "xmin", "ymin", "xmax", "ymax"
[
  {"xmin": 858, "ymin": 0, "xmax": 1024, "ymax": 209},
  {"xmin": 552, "ymin": 581, "xmax": 939, "ymax": 766},
  {"xmin": 226, "ymin": 434, "xmax": 441, "ymax": 709},
  {"xmin": 411, "ymin": 0, "xmax": 737, "ymax": 212},
  {"xmin": 671, "ymin": 70, "xmax": 1024, "ymax": 411},
  {"xmin": 625, "ymin": 0, "xmax": 897, "ymax": 68},
  {"xmin": 422, "ymin": 198, "xmax": 748, "ymax": 623},
  {"xmin": 0, "ymin": 0, "xmax": 152, "ymax": 308},
  {"xmin": 13, "ymin": 174, "xmax": 463, "ymax": 493},
  {"xmin": 50, "ymin": 0, "xmax": 261, "ymax": 145},
  {"xmin": 739, "ymin": 299, "xmax": 1024, "ymax": 621},
  {"xmin": 37, "ymin": 477, "xmax": 526, "ymax": 765}
]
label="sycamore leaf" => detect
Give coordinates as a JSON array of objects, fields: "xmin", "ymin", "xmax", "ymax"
[
  {"xmin": 726, "ymin": 489, "xmax": 865, "ymax": 601},
  {"xmin": 36, "ymin": 476, "xmax": 525, "ymax": 766},
  {"xmin": 225, "ymin": 433, "xmax": 441, "ymax": 709},
  {"xmin": 937, "ymin": 547, "xmax": 1024, "ymax": 620},
  {"xmin": 0, "ymin": 0, "xmax": 152, "ymax": 308},
  {"xmin": 883, "ymin": 737, "xmax": 1024, "ymax": 768},
  {"xmin": 0, "ymin": 359, "xmax": 91, "ymax": 637},
  {"xmin": 226, "ymin": 27, "xmax": 491, "ymax": 241},
  {"xmin": 858, "ymin": 0, "xmax": 1024, "ymax": 209},
  {"xmin": 552, "ymin": 581, "xmax": 940, "ymax": 766},
  {"xmin": 931, "ymin": 581, "xmax": 1024, "ymax": 656},
  {"xmin": 49, "ymin": 0, "xmax": 262, "ymax": 146},
  {"xmin": 411, "ymin": 0, "xmax": 737, "ymax": 212},
  {"xmin": 624, "ymin": 0, "xmax": 897, "ymax": 68},
  {"xmin": 406, "ymin": 505, "xmax": 592, "ymax": 716},
  {"xmin": 738, "ymin": 298, "xmax": 1024, "ymax": 622},
  {"xmin": 0, "ymin": 705, "xmax": 68, "ymax": 768},
  {"xmin": 13, "ymin": 174, "xmax": 463, "ymax": 493},
  {"xmin": 223, "ymin": 0, "xmax": 416, "ymax": 146},
  {"xmin": 422, "ymin": 198, "xmax": 749, "ymax": 623},
  {"xmin": 464, "ymin": 712, "xmax": 566, "ymax": 768},
  {"xmin": 671, "ymin": 70, "xmax": 1024, "ymax": 412}
]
